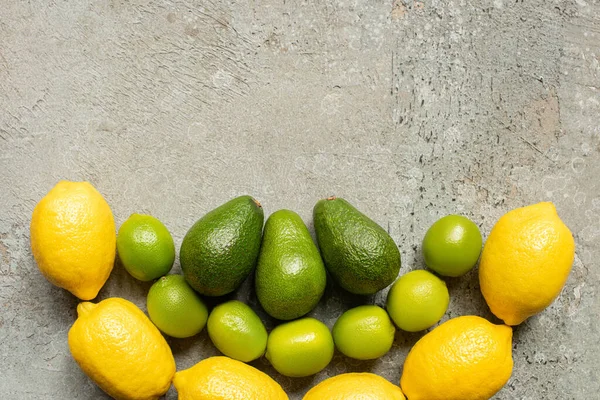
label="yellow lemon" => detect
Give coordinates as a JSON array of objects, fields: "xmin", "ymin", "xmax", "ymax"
[
  {"xmin": 400, "ymin": 315, "xmax": 513, "ymax": 400},
  {"xmin": 68, "ymin": 298, "xmax": 176, "ymax": 400},
  {"xmin": 479, "ymin": 202, "xmax": 575, "ymax": 325},
  {"xmin": 303, "ymin": 373, "xmax": 406, "ymax": 400},
  {"xmin": 173, "ymin": 356, "xmax": 288, "ymax": 400},
  {"xmin": 30, "ymin": 181, "xmax": 116, "ymax": 300}
]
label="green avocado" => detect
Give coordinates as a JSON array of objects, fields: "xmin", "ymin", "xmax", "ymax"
[
  {"xmin": 313, "ymin": 196, "xmax": 401, "ymax": 295},
  {"xmin": 180, "ymin": 195, "xmax": 264, "ymax": 296},
  {"xmin": 255, "ymin": 209, "xmax": 327, "ymax": 320}
]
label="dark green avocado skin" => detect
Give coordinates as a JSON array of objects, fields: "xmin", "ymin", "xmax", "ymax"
[
  {"xmin": 313, "ymin": 197, "xmax": 401, "ymax": 295},
  {"xmin": 180, "ymin": 195, "xmax": 264, "ymax": 296},
  {"xmin": 255, "ymin": 209, "xmax": 327, "ymax": 320}
]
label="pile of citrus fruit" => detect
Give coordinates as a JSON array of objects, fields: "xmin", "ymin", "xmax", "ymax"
[{"xmin": 30, "ymin": 180, "xmax": 576, "ymax": 400}]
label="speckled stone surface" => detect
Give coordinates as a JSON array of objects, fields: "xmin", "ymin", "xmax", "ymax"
[{"xmin": 1, "ymin": 1, "xmax": 599, "ymax": 399}]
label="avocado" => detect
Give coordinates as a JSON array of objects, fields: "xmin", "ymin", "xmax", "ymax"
[
  {"xmin": 313, "ymin": 196, "xmax": 401, "ymax": 295},
  {"xmin": 180, "ymin": 195, "xmax": 264, "ymax": 296},
  {"xmin": 255, "ymin": 209, "xmax": 327, "ymax": 320}
]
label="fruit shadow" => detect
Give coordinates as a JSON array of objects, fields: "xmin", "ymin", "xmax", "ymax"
[
  {"xmin": 200, "ymin": 267, "xmax": 380, "ymax": 330},
  {"xmin": 165, "ymin": 272, "xmax": 261, "ymax": 370},
  {"xmin": 412, "ymin": 229, "xmax": 500, "ymax": 324},
  {"xmin": 197, "ymin": 270, "xmax": 260, "ymax": 310},
  {"xmin": 23, "ymin": 246, "xmax": 80, "ymax": 325},
  {"xmin": 48, "ymin": 255, "xmax": 155, "ymax": 327},
  {"xmin": 438, "ymin": 263, "xmax": 500, "ymax": 323},
  {"xmin": 392, "ymin": 328, "xmax": 424, "ymax": 378},
  {"xmin": 224, "ymin": 270, "xmax": 286, "ymax": 331},
  {"xmin": 510, "ymin": 314, "xmax": 538, "ymax": 348},
  {"xmin": 32, "ymin": 277, "xmax": 82, "ymax": 328},
  {"xmin": 166, "ymin": 328, "xmax": 221, "ymax": 370},
  {"xmin": 332, "ymin": 350, "xmax": 379, "ymax": 373},
  {"xmin": 95, "ymin": 256, "xmax": 155, "ymax": 307},
  {"xmin": 251, "ymin": 357, "xmax": 318, "ymax": 398}
]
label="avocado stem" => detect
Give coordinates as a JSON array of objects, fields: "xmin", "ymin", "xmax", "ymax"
[
  {"xmin": 326, "ymin": 196, "xmax": 337, "ymax": 201},
  {"xmin": 252, "ymin": 198, "xmax": 262, "ymax": 208}
]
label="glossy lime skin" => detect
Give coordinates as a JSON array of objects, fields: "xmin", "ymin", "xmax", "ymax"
[
  {"xmin": 422, "ymin": 215, "xmax": 482, "ymax": 277},
  {"xmin": 207, "ymin": 300, "xmax": 268, "ymax": 362},
  {"xmin": 266, "ymin": 318, "xmax": 334, "ymax": 377},
  {"xmin": 313, "ymin": 197, "xmax": 401, "ymax": 295},
  {"xmin": 147, "ymin": 274, "xmax": 209, "ymax": 338},
  {"xmin": 332, "ymin": 305, "xmax": 396, "ymax": 360},
  {"xmin": 180, "ymin": 195, "xmax": 264, "ymax": 296},
  {"xmin": 386, "ymin": 270, "xmax": 449, "ymax": 332},
  {"xmin": 117, "ymin": 214, "xmax": 175, "ymax": 281},
  {"xmin": 256, "ymin": 209, "xmax": 327, "ymax": 320}
]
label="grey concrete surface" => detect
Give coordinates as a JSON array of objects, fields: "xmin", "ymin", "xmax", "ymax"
[{"xmin": 1, "ymin": 0, "xmax": 599, "ymax": 399}]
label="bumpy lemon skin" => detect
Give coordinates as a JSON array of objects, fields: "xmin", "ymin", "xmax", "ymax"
[
  {"xmin": 173, "ymin": 356, "xmax": 288, "ymax": 400},
  {"xmin": 30, "ymin": 181, "xmax": 116, "ymax": 300},
  {"xmin": 303, "ymin": 373, "xmax": 406, "ymax": 400},
  {"xmin": 400, "ymin": 315, "xmax": 513, "ymax": 400},
  {"xmin": 68, "ymin": 298, "xmax": 176, "ymax": 400},
  {"xmin": 479, "ymin": 202, "xmax": 575, "ymax": 325}
]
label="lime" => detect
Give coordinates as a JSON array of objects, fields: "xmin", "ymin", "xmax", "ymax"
[
  {"xmin": 117, "ymin": 213, "xmax": 175, "ymax": 281},
  {"xmin": 147, "ymin": 274, "xmax": 209, "ymax": 338},
  {"xmin": 422, "ymin": 215, "xmax": 482, "ymax": 277},
  {"xmin": 207, "ymin": 300, "xmax": 267, "ymax": 362},
  {"xmin": 265, "ymin": 318, "xmax": 334, "ymax": 377},
  {"xmin": 332, "ymin": 305, "xmax": 395, "ymax": 360},
  {"xmin": 386, "ymin": 270, "xmax": 449, "ymax": 332}
]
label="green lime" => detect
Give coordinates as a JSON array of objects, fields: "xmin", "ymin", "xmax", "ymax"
[
  {"xmin": 147, "ymin": 274, "xmax": 208, "ymax": 338},
  {"xmin": 117, "ymin": 213, "xmax": 175, "ymax": 281},
  {"xmin": 386, "ymin": 270, "xmax": 449, "ymax": 332},
  {"xmin": 207, "ymin": 300, "xmax": 267, "ymax": 362},
  {"xmin": 422, "ymin": 215, "xmax": 482, "ymax": 277},
  {"xmin": 266, "ymin": 318, "xmax": 334, "ymax": 377},
  {"xmin": 332, "ymin": 305, "xmax": 395, "ymax": 360}
]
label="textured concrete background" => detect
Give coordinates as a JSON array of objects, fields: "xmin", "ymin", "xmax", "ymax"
[{"xmin": 1, "ymin": 0, "xmax": 599, "ymax": 399}]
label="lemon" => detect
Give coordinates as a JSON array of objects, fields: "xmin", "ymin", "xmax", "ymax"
[
  {"xmin": 147, "ymin": 274, "xmax": 208, "ymax": 338},
  {"xmin": 400, "ymin": 315, "xmax": 513, "ymax": 400},
  {"xmin": 117, "ymin": 213, "xmax": 175, "ymax": 281},
  {"xmin": 266, "ymin": 317, "xmax": 334, "ymax": 377},
  {"xmin": 30, "ymin": 181, "xmax": 116, "ymax": 300},
  {"xmin": 422, "ymin": 214, "xmax": 482, "ymax": 277},
  {"xmin": 68, "ymin": 298, "xmax": 176, "ymax": 400},
  {"xmin": 479, "ymin": 202, "xmax": 575, "ymax": 325},
  {"xmin": 173, "ymin": 356, "xmax": 288, "ymax": 400},
  {"xmin": 332, "ymin": 305, "xmax": 395, "ymax": 360},
  {"xmin": 386, "ymin": 270, "xmax": 449, "ymax": 332},
  {"xmin": 207, "ymin": 300, "xmax": 267, "ymax": 362},
  {"xmin": 303, "ymin": 372, "xmax": 406, "ymax": 400}
]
